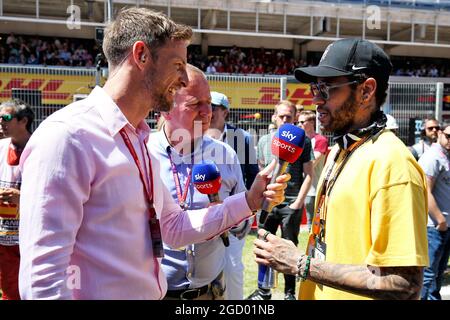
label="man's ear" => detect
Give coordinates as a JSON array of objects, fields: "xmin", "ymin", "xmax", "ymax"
[
  {"xmin": 132, "ymin": 41, "xmax": 148, "ymax": 70},
  {"xmin": 361, "ymin": 78, "xmax": 377, "ymax": 103}
]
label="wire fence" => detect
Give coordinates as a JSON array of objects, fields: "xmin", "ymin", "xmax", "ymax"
[{"xmin": 386, "ymin": 82, "xmax": 439, "ymax": 145}]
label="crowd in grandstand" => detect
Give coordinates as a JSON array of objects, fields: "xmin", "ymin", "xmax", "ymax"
[
  {"xmin": 1, "ymin": 33, "xmax": 449, "ymax": 77},
  {"xmin": 188, "ymin": 45, "xmax": 310, "ymax": 75},
  {"xmin": 0, "ymin": 33, "xmax": 99, "ymax": 67},
  {"xmin": 393, "ymin": 64, "xmax": 447, "ymax": 78}
]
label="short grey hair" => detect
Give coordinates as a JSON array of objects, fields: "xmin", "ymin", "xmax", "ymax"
[
  {"xmin": 103, "ymin": 7, "xmax": 193, "ymax": 69},
  {"xmin": 186, "ymin": 63, "xmax": 206, "ymax": 79},
  {"xmin": 0, "ymin": 99, "xmax": 35, "ymax": 133}
]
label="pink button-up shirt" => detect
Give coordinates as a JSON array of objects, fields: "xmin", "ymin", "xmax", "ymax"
[{"xmin": 18, "ymin": 86, "xmax": 252, "ymax": 300}]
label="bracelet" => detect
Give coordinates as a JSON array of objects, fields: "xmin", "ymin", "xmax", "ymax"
[{"xmin": 296, "ymin": 255, "xmax": 311, "ymax": 282}]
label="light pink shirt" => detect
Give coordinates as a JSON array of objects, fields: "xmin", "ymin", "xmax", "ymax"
[{"xmin": 18, "ymin": 86, "xmax": 252, "ymax": 300}]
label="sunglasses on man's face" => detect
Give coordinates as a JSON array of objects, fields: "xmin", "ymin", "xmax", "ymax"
[
  {"xmin": 426, "ymin": 126, "xmax": 440, "ymax": 131},
  {"xmin": 0, "ymin": 114, "xmax": 15, "ymax": 122},
  {"xmin": 309, "ymin": 80, "xmax": 358, "ymax": 101}
]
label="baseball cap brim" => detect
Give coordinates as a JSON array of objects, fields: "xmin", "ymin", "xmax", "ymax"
[{"xmin": 294, "ymin": 65, "xmax": 354, "ymax": 83}]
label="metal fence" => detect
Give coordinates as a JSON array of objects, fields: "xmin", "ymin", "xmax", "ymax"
[
  {"xmin": 0, "ymin": 64, "xmax": 98, "ymax": 131},
  {"xmin": 206, "ymin": 74, "xmax": 284, "ymax": 139},
  {"xmin": 385, "ymin": 82, "xmax": 443, "ymax": 145},
  {"xmin": 0, "ymin": 65, "xmax": 446, "ymax": 147}
]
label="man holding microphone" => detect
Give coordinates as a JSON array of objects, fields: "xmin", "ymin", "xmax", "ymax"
[
  {"xmin": 248, "ymin": 100, "xmax": 313, "ymax": 301},
  {"xmin": 18, "ymin": 8, "xmax": 289, "ymax": 300}
]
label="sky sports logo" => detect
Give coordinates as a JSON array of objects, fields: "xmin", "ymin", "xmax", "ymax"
[
  {"xmin": 194, "ymin": 173, "xmax": 206, "ymax": 181},
  {"xmin": 280, "ymin": 130, "xmax": 297, "ymax": 142},
  {"xmin": 194, "ymin": 183, "xmax": 214, "ymax": 189},
  {"xmin": 272, "ymin": 138, "xmax": 297, "ymax": 154}
]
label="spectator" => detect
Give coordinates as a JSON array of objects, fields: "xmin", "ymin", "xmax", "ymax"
[
  {"xmin": 19, "ymin": 53, "xmax": 26, "ymax": 65},
  {"xmin": 72, "ymin": 44, "xmax": 87, "ymax": 66},
  {"xmin": 58, "ymin": 43, "xmax": 72, "ymax": 65},
  {"xmin": 298, "ymin": 110, "xmax": 329, "ymax": 230},
  {"xmin": 0, "ymin": 99, "xmax": 34, "ymax": 300},
  {"xmin": 429, "ymin": 65, "xmax": 439, "ymax": 77},
  {"xmin": 6, "ymin": 33, "xmax": 16, "ymax": 46},
  {"xmin": 7, "ymin": 44, "xmax": 19, "ymax": 63},
  {"xmin": 207, "ymin": 91, "xmax": 258, "ymax": 299},
  {"xmin": 254, "ymin": 63, "xmax": 264, "ymax": 74},
  {"xmin": 27, "ymin": 54, "xmax": 39, "ymax": 65},
  {"xmin": 206, "ymin": 62, "xmax": 216, "ymax": 74},
  {"xmin": 410, "ymin": 118, "xmax": 440, "ymax": 160},
  {"xmin": 419, "ymin": 124, "xmax": 450, "ymax": 300}
]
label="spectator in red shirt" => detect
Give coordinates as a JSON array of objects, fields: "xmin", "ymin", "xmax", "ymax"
[{"xmin": 254, "ymin": 63, "xmax": 264, "ymax": 74}]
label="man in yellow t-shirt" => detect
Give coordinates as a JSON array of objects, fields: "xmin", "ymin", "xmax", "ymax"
[{"xmin": 253, "ymin": 38, "xmax": 429, "ymax": 300}]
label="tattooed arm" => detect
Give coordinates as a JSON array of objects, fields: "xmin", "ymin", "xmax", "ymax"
[
  {"xmin": 253, "ymin": 229, "xmax": 423, "ymax": 300},
  {"xmin": 299, "ymin": 256, "xmax": 423, "ymax": 300}
]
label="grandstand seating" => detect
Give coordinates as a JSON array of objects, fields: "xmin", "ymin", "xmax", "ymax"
[
  {"xmin": 2, "ymin": 33, "xmax": 449, "ymax": 78},
  {"xmin": 0, "ymin": 33, "xmax": 101, "ymax": 67},
  {"xmin": 322, "ymin": 0, "xmax": 450, "ymax": 11}
]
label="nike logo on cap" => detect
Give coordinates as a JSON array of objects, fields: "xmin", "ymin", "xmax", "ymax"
[{"xmin": 352, "ymin": 65, "xmax": 366, "ymax": 70}]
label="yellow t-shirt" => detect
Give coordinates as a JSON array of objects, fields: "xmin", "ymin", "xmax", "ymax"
[{"xmin": 298, "ymin": 130, "xmax": 429, "ymax": 300}]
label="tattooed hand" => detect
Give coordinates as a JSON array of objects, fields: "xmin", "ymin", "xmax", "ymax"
[{"xmin": 253, "ymin": 228, "xmax": 301, "ymax": 275}]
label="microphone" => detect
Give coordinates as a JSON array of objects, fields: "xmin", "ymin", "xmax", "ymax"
[
  {"xmin": 192, "ymin": 160, "xmax": 229, "ymax": 247},
  {"xmin": 259, "ymin": 123, "xmax": 306, "ymax": 225}
]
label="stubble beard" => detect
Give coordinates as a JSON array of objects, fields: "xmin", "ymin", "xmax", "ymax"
[
  {"xmin": 326, "ymin": 91, "xmax": 359, "ymax": 135},
  {"xmin": 144, "ymin": 71, "xmax": 172, "ymax": 113}
]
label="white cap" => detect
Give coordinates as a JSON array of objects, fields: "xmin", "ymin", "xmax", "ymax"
[
  {"xmin": 385, "ymin": 114, "xmax": 399, "ymax": 130},
  {"xmin": 210, "ymin": 91, "xmax": 230, "ymax": 109}
]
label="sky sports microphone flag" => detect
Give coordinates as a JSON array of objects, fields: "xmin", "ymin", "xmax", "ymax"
[
  {"xmin": 192, "ymin": 161, "xmax": 229, "ymax": 247},
  {"xmin": 259, "ymin": 124, "xmax": 306, "ymax": 224},
  {"xmin": 192, "ymin": 160, "xmax": 222, "ymax": 203}
]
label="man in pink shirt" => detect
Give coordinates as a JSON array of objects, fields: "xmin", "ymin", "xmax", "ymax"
[{"xmin": 18, "ymin": 8, "xmax": 288, "ymax": 300}]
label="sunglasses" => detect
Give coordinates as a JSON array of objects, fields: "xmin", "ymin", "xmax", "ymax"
[
  {"xmin": 298, "ymin": 120, "xmax": 311, "ymax": 125},
  {"xmin": 310, "ymin": 80, "xmax": 358, "ymax": 101},
  {"xmin": 442, "ymin": 132, "xmax": 450, "ymax": 139},
  {"xmin": 0, "ymin": 114, "xmax": 16, "ymax": 122},
  {"xmin": 426, "ymin": 126, "xmax": 440, "ymax": 131}
]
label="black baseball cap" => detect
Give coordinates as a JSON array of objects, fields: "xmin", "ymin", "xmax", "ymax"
[{"xmin": 294, "ymin": 38, "xmax": 392, "ymax": 85}]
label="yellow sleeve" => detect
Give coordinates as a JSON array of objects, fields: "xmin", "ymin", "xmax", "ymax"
[{"xmin": 367, "ymin": 160, "xmax": 429, "ymax": 267}]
